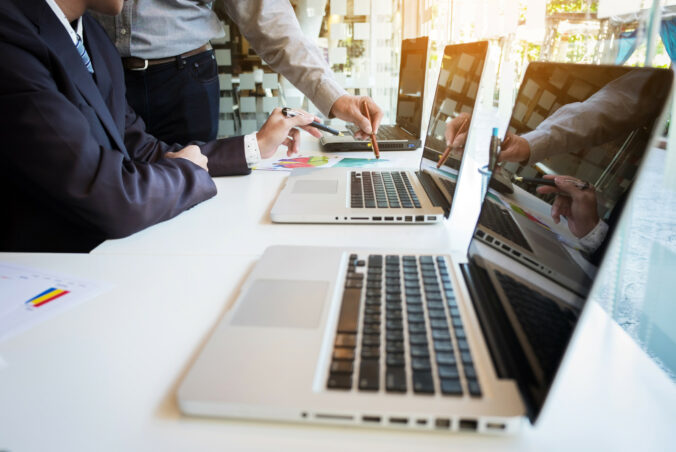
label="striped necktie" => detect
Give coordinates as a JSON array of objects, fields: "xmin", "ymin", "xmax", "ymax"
[{"xmin": 75, "ymin": 34, "xmax": 94, "ymax": 74}]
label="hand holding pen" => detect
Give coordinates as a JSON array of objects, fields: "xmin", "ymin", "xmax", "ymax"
[
  {"xmin": 437, "ymin": 113, "xmax": 470, "ymax": 168},
  {"xmin": 363, "ymin": 100, "xmax": 380, "ymax": 159},
  {"xmin": 257, "ymin": 107, "xmax": 321, "ymax": 157},
  {"xmin": 281, "ymin": 107, "xmax": 341, "ymax": 135},
  {"xmin": 533, "ymin": 175, "xmax": 599, "ymax": 238}
]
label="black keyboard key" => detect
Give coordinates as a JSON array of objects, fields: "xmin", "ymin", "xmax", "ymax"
[
  {"xmin": 386, "ymin": 353, "xmax": 405, "ymax": 367},
  {"xmin": 436, "ymin": 352, "xmax": 456, "ymax": 365},
  {"xmin": 386, "ymin": 341, "xmax": 405, "ymax": 353},
  {"xmin": 337, "ymin": 288, "xmax": 361, "ymax": 333},
  {"xmin": 432, "ymin": 329, "xmax": 451, "ymax": 340},
  {"xmin": 433, "ymin": 340, "xmax": 453, "ymax": 352},
  {"xmin": 333, "ymin": 348, "xmax": 355, "ymax": 360},
  {"xmin": 410, "ymin": 345, "xmax": 430, "ymax": 357},
  {"xmin": 330, "ymin": 360, "xmax": 353, "ymax": 374},
  {"xmin": 386, "ymin": 330, "xmax": 404, "ymax": 341},
  {"xmin": 438, "ymin": 365, "xmax": 459, "ymax": 379},
  {"xmin": 440, "ymin": 378, "xmax": 463, "ymax": 395},
  {"xmin": 412, "ymin": 370, "xmax": 435, "ymax": 393},
  {"xmin": 467, "ymin": 379, "xmax": 482, "ymax": 397},
  {"xmin": 457, "ymin": 339, "xmax": 469, "ymax": 350},
  {"xmin": 412, "ymin": 357, "xmax": 431, "ymax": 370},
  {"xmin": 408, "ymin": 333, "xmax": 428, "ymax": 345},
  {"xmin": 327, "ymin": 374, "xmax": 352, "ymax": 389},
  {"xmin": 359, "ymin": 359, "xmax": 380, "ymax": 391},
  {"xmin": 409, "ymin": 323, "xmax": 426, "ymax": 334},
  {"xmin": 386, "ymin": 367, "xmax": 407, "ymax": 392},
  {"xmin": 335, "ymin": 333, "xmax": 356, "ymax": 347},
  {"xmin": 361, "ymin": 347, "xmax": 380, "ymax": 359},
  {"xmin": 463, "ymin": 364, "xmax": 477, "ymax": 379},
  {"xmin": 362, "ymin": 334, "xmax": 380, "ymax": 346},
  {"xmin": 461, "ymin": 351, "xmax": 473, "ymax": 364}
]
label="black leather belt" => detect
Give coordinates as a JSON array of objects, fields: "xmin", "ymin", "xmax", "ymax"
[{"xmin": 122, "ymin": 43, "xmax": 212, "ymax": 71}]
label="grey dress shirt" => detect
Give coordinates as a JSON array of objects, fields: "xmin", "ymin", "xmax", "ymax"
[{"xmin": 91, "ymin": 0, "xmax": 347, "ymax": 116}]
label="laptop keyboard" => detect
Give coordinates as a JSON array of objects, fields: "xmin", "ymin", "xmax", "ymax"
[
  {"xmin": 350, "ymin": 171, "xmax": 422, "ymax": 209},
  {"xmin": 494, "ymin": 270, "xmax": 577, "ymax": 380},
  {"xmin": 327, "ymin": 253, "xmax": 482, "ymax": 397},
  {"xmin": 478, "ymin": 201, "xmax": 533, "ymax": 252},
  {"xmin": 438, "ymin": 178, "xmax": 457, "ymax": 198},
  {"xmin": 347, "ymin": 124, "xmax": 410, "ymax": 140}
]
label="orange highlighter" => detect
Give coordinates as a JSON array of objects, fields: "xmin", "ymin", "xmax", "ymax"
[{"xmin": 363, "ymin": 101, "xmax": 380, "ymax": 159}]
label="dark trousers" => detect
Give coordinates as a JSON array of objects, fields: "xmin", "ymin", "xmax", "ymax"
[{"xmin": 124, "ymin": 49, "xmax": 220, "ymax": 146}]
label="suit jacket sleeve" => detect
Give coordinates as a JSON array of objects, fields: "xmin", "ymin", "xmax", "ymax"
[{"xmin": 0, "ymin": 40, "xmax": 222, "ymax": 240}]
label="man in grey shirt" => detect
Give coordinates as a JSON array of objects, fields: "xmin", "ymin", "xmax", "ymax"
[{"xmin": 92, "ymin": 0, "xmax": 382, "ymax": 146}]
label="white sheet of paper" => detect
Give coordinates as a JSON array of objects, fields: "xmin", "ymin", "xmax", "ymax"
[
  {"xmin": 239, "ymin": 73, "xmax": 255, "ymax": 90},
  {"xmin": 353, "ymin": 0, "xmax": 370, "ymax": 15},
  {"xmin": 354, "ymin": 22, "xmax": 370, "ymax": 40},
  {"xmin": 214, "ymin": 49, "xmax": 231, "ymax": 66},
  {"xmin": 263, "ymin": 73, "xmax": 278, "ymax": 89},
  {"xmin": 0, "ymin": 263, "xmax": 112, "ymax": 342},
  {"xmin": 330, "ymin": 0, "xmax": 347, "ymax": 15},
  {"xmin": 329, "ymin": 47, "xmax": 347, "ymax": 65}
]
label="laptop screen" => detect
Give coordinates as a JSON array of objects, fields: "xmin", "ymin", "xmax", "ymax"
[
  {"xmin": 395, "ymin": 37, "xmax": 429, "ymax": 137},
  {"xmin": 464, "ymin": 63, "xmax": 673, "ymax": 422},
  {"xmin": 420, "ymin": 41, "xmax": 489, "ymax": 175}
]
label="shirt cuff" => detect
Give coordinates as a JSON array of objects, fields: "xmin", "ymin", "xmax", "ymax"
[
  {"xmin": 314, "ymin": 78, "xmax": 349, "ymax": 118},
  {"xmin": 579, "ymin": 220, "xmax": 609, "ymax": 253},
  {"xmin": 523, "ymin": 130, "xmax": 550, "ymax": 166},
  {"xmin": 244, "ymin": 133, "xmax": 261, "ymax": 168}
]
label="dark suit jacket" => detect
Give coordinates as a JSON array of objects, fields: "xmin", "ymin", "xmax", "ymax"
[{"xmin": 0, "ymin": 0, "xmax": 250, "ymax": 252}]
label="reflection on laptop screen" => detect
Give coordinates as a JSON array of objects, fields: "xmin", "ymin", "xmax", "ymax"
[
  {"xmin": 465, "ymin": 63, "xmax": 672, "ymax": 422},
  {"xmin": 422, "ymin": 41, "xmax": 488, "ymax": 172},
  {"xmin": 396, "ymin": 37, "xmax": 429, "ymax": 136}
]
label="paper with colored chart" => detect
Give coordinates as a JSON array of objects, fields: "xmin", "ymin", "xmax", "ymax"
[
  {"xmin": 0, "ymin": 263, "xmax": 112, "ymax": 342},
  {"xmin": 253, "ymin": 155, "xmax": 387, "ymax": 171}
]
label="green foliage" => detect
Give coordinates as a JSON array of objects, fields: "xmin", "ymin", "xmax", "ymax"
[{"xmin": 547, "ymin": 0, "xmax": 598, "ymax": 14}]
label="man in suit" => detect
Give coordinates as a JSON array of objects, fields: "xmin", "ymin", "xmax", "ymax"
[{"xmin": 0, "ymin": 0, "xmax": 318, "ymax": 252}]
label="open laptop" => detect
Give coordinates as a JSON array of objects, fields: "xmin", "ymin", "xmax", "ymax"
[
  {"xmin": 271, "ymin": 41, "xmax": 490, "ymax": 224},
  {"xmin": 321, "ymin": 37, "xmax": 429, "ymax": 152},
  {"xmin": 473, "ymin": 63, "xmax": 673, "ymax": 296},
  {"xmin": 178, "ymin": 63, "xmax": 672, "ymax": 432}
]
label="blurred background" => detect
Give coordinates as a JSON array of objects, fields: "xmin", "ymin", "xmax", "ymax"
[{"xmin": 210, "ymin": 0, "xmax": 676, "ymax": 380}]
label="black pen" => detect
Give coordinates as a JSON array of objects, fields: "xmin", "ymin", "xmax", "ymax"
[
  {"xmin": 513, "ymin": 176, "xmax": 591, "ymax": 190},
  {"xmin": 281, "ymin": 107, "xmax": 342, "ymax": 136}
]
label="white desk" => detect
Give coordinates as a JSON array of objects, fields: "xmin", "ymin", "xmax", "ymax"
[
  {"xmin": 0, "ymin": 253, "xmax": 675, "ymax": 451},
  {"xmin": 92, "ymin": 137, "xmax": 477, "ymax": 257}
]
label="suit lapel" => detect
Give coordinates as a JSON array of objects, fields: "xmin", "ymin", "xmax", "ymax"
[{"xmin": 37, "ymin": 7, "xmax": 129, "ymax": 158}]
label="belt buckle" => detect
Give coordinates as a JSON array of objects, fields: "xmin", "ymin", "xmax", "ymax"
[{"xmin": 129, "ymin": 59, "xmax": 149, "ymax": 71}]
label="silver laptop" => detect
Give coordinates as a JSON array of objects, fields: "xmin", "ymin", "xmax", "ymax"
[
  {"xmin": 178, "ymin": 64, "xmax": 671, "ymax": 433},
  {"xmin": 271, "ymin": 41, "xmax": 491, "ymax": 224},
  {"xmin": 473, "ymin": 63, "xmax": 672, "ymax": 296},
  {"xmin": 320, "ymin": 37, "xmax": 429, "ymax": 152}
]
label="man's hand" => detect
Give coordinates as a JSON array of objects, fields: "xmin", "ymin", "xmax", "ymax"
[
  {"xmin": 444, "ymin": 112, "xmax": 471, "ymax": 149},
  {"xmin": 165, "ymin": 145, "xmax": 208, "ymax": 171},
  {"xmin": 329, "ymin": 95, "xmax": 383, "ymax": 140},
  {"xmin": 536, "ymin": 175, "xmax": 600, "ymax": 238},
  {"xmin": 256, "ymin": 108, "xmax": 321, "ymax": 158},
  {"xmin": 499, "ymin": 132, "xmax": 531, "ymax": 164}
]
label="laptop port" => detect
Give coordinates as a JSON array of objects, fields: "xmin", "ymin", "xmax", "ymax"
[
  {"xmin": 486, "ymin": 422, "xmax": 506, "ymax": 431},
  {"xmin": 459, "ymin": 419, "xmax": 478, "ymax": 431},
  {"xmin": 427, "ymin": 216, "xmax": 436, "ymax": 221},
  {"xmin": 384, "ymin": 216, "xmax": 394, "ymax": 221},
  {"xmin": 511, "ymin": 250, "xmax": 521, "ymax": 257},
  {"xmin": 415, "ymin": 215, "xmax": 425, "ymax": 222},
  {"xmin": 350, "ymin": 217, "xmax": 369, "ymax": 220},
  {"xmin": 372, "ymin": 216, "xmax": 382, "ymax": 221},
  {"xmin": 416, "ymin": 419, "xmax": 428, "ymax": 426},
  {"xmin": 476, "ymin": 230, "xmax": 485, "ymax": 238},
  {"xmin": 362, "ymin": 415, "xmax": 381, "ymax": 423},
  {"xmin": 501, "ymin": 244, "xmax": 510, "ymax": 251},
  {"xmin": 405, "ymin": 216, "xmax": 413, "ymax": 222},
  {"xmin": 389, "ymin": 417, "xmax": 408, "ymax": 425},
  {"xmin": 396, "ymin": 217, "xmax": 402, "ymax": 221},
  {"xmin": 435, "ymin": 418, "xmax": 451, "ymax": 429}
]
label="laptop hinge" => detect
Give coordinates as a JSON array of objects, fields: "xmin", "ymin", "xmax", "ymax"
[
  {"xmin": 416, "ymin": 171, "xmax": 450, "ymax": 216},
  {"xmin": 460, "ymin": 261, "xmax": 540, "ymax": 423}
]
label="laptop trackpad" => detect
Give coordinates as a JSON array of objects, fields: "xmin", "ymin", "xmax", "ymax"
[
  {"xmin": 230, "ymin": 279, "xmax": 328, "ymax": 329},
  {"xmin": 292, "ymin": 180, "xmax": 338, "ymax": 194}
]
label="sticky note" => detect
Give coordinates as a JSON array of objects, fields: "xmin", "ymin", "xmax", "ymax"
[
  {"xmin": 353, "ymin": 0, "xmax": 370, "ymax": 15},
  {"xmin": 331, "ymin": 23, "xmax": 348, "ymax": 40},
  {"xmin": 331, "ymin": 0, "xmax": 347, "ymax": 15},
  {"xmin": 240, "ymin": 97, "xmax": 256, "ymax": 113},
  {"xmin": 329, "ymin": 47, "xmax": 347, "ymax": 65},
  {"xmin": 239, "ymin": 73, "xmax": 255, "ymax": 90},
  {"xmin": 219, "ymin": 73, "xmax": 233, "ymax": 90},
  {"xmin": 218, "ymin": 119, "xmax": 235, "ymax": 136},
  {"xmin": 263, "ymin": 97, "xmax": 278, "ymax": 112},
  {"xmin": 353, "ymin": 22, "xmax": 370, "ymax": 40},
  {"xmin": 263, "ymin": 73, "xmax": 278, "ymax": 89},
  {"xmin": 241, "ymin": 119, "xmax": 258, "ymax": 134},
  {"xmin": 219, "ymin": 96, "xmax": 234, "ymax": 113},
  {"xmin": 214, "ymin": 49, "xmax": 231, "ymax": 66}
]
